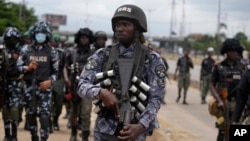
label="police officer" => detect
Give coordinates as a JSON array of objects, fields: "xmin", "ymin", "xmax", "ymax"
[
  {"xmin": 93, "ymin": 31, "xmax": 107, "ymax": 50},
  {"xmin": 64, "ymin": 27, "xmax": 94, "ymax": 141},
  {"xmin": 1, "ymin": 27, "xmax": 23, "ymax": 141},
  {"xmin": 78, "ymin": 4, "xmax": 166, "ymax": 141},
  {"xmin": 200, "ymin": 47, "xmax": 215, "ymax": 104},
  {"xmin": 174, "ymin": 48, "xmax": 193, "ymax": 105},
  {"xmin": 18, "ymin": 21, "xmax": 59, "ymax": 141},
  {"xmin": 210, "ymin": 38, "xmax": 244, "ymax": 141}
]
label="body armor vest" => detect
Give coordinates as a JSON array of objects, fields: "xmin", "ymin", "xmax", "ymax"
[
  {"xmin": 23, "ymin": 45, "xmax": 51, "ymax": 82},
  {"xmin": 95, "ymin": 43, "xmax": 151, "ymax": 120},
  {"xmin": 217, "ymin": 61, "xmax": 244, "ymax": 99}
]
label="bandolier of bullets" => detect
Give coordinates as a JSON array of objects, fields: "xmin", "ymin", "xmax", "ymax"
[
  {"xmin": 70, "ymin": 62, "xmax": 80, "ymax": 83},
  {"xmin": 93, "ymin": 69, "xmax": 150, "ymax": 120}
]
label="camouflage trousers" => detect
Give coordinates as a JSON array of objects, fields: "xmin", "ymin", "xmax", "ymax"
[
  {"xmin": 24, "ymin": 83, "xmax": 52, "ymax": 140},
  {"xmin": 2, "ymin": 80, "xmax": 22, "ymax": 121}
]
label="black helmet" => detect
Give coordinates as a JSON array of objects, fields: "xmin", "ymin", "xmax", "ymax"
[
  {"xmin": 29, "ymin": 21, "xmax": 53, "ymax": 42},
  {"xmin": 94, "ymin": 31, "xmax": 107, "ymax": 41},
  {"xmin": 74, "ymin": 28, "xmax": 94, "ymax": 44},
  {"xmin": 2, "ymin": 27, "xmax": 21, "ymax": 41},
  {"xmin": 220, "ymin": 38, "xmax": 244, "ymax": 55},
  {"xmin": 111, "ymin": 4, "xmax": 147, "ymax": 32}
]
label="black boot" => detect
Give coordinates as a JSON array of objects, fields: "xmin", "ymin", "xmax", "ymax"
[
  {"xmin": 70, "ymin": 126, "xmax": 78, "ymax": 141},
  {"xmin": 82, "ymin": 131, "xmax": 90, "ymax": 141},
  {"xmin": 53, "ymin": 116, "xmax": 60, "ymax": 131},
  {"xmin": 11, "ymin": 122, "xmax": 18, "ymax": 141},
  {"xmin": 24, "ymin": 115, "xmax": 30, "ymax": 131},
  {"xmin": 11, "ymin": 136, "xmax": 18, "ymax": 141},
  {"xmin": 3, "ymin": 136, "xmax": 11, "ymax": 141},
  {"xmin": 4, "ymin": 123, "xmax": 11, "ymax": 141},
  {"xmin": 31, "ymin": 135, "xmax": 39, "ymax": 141}
]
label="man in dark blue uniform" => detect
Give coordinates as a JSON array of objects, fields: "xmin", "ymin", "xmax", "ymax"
[
  {"xmin": 78, "ymin": 4, "xmax": 166, "ymax": 141},
  {"xmin": 18, "ymin": 21, "xmax": 59, "ymax": 141},
  {"xmin": 1, "ymin": 27, "xmax": 23, "ymax": 141}
]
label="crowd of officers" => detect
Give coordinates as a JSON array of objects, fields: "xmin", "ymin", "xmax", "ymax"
[
  {"xmin": 0, "ymin": 20, "xmax": 110, "ymax": 141},
  {"xmin": 1, "ymin": 3, "xmax": 250, "ymax": 141}
]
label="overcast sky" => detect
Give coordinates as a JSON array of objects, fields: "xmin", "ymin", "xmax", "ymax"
[{"xmin": 9, "ymin": 0, "xmax": 250, "ymax": 38}]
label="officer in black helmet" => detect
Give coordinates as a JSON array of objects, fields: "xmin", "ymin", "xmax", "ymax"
[
  {"xmin": 63, "ymin": 27, "xmax": 95, "ymax": 141},
  {"xmin": 210, "ymin": 38, "xmax": 245, "ymax": 141},
  {"xmin": 94, "ymin": 31, "xmax": 107, "ymax": 50},
  {"xmin": 78, "ymin": 4, "xmax": 166, "ymax": 141}
]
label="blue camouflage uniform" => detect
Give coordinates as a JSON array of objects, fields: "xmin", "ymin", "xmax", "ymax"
[
  {"xmin": 18, "ymin": 45, "xmax": 59, "ymax": 140},
  {"xmin": 78, "ymin": 44, "xmax": 166, "ymax": 141},
  {"xmin": 2, "ymin": 48, "xmax": 23, "ymax": 136}
]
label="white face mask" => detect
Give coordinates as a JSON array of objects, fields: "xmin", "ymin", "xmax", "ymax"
[{"xmin": 35, "ymin": 33, "xmax": 46, "ymax": 43}]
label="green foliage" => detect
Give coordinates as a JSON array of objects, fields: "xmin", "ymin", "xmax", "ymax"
[
  {"xmin": 0, "ymin": 0, "xmax": 37, "ymax": 35},
  {"xmin": 186, "ymin": 34, "xmax": 217, "ymax": 55},
  {"xmin": 234, "ymin": 32, "xmax": 250, "ymax": 51}
]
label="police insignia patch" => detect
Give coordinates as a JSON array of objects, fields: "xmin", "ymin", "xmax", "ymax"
[
  {"xmin": 155, "ymin": 64, "xmax": 166, "ymax": 78},
  {"xmin": 85, "ymin": 59, "xmax": 97, "ymax": 70}
]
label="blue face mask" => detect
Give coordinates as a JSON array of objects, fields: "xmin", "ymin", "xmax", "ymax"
[{"xmin": 35, "ymin": 33, "xmax": 46, "ymax": 43}]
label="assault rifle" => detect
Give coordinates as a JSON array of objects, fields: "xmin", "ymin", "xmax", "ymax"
[{"xmin": 221, "ymin": 87, "xmax": 229, "ymax": 141}]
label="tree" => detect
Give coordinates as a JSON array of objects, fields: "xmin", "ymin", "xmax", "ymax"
[{"xmin": 0, "ymin": 0, "xmax": 37, "ymax": 35}]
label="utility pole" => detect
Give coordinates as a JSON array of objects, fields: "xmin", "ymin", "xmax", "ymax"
[
  {"xmin": 146, "ymin": 9, "xmax": 154, "ymax": 40},
  {"xmin": 19, "ymin": 0, "xmax": 25, "ymax": 21},
  {"xmin": 84, "ymin": 1, "xmax": 89, "ymax": 27},
  {"xmin": 216, "ymin": 0, "xmax": 221, "ymax": 35},
  {"xmin": 179, "ymin": 0, "xmax": 186, "ymax": 37},
  {"xmin": 170, "ymin": 0, "xmax": 177, "ymax": 37}
]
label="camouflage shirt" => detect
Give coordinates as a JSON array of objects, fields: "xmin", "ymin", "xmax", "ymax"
[{"xmin": 78, "ymin": 44, "xmax": 166, "ymax": 135}]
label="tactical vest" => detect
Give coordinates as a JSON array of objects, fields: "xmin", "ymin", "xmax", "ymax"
[
  {"xmin": 6, "ymin": 49, "xmax": 22, "ymax": 79},
  {"xmin": 23, "ymin": 45, "xmax": 52, "ymax": 82},
  {"xmin": 217, "ymin": 61, "xmax": 244, "ymax": 100},
  {"xmin": 96, "ymin": 43, "xmax": 151, "ymax": 121}
]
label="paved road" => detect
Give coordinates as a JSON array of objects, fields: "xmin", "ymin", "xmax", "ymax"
[{"xmin": 0, "ymin": 60, "xmax": 219, "ymax": 141}]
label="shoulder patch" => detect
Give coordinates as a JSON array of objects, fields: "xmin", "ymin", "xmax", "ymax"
[
  {"xmin": 85, "ymin": 59, "xmax": 97, "ymax": 70},
  {"xmin": 155, "ymin": 64, "xmax": 166, "ymax": 78}
]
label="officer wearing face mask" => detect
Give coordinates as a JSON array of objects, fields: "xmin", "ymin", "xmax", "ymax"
[{"xmin": 18, "ymin": 21, "xmax": 59, "ymax": 141}]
